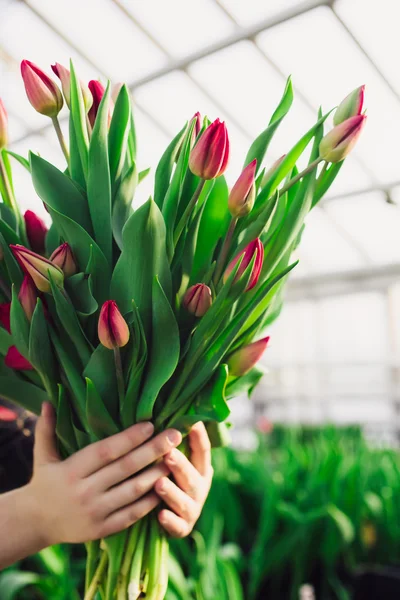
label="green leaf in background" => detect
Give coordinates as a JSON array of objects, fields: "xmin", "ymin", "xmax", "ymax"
[
  {"xmin": 30, "ymin": 153, "xmax": 92, "ymax": 233},
  {"xmin": 10, "ymin": 285, "xmax": 30, "ymax": 359},
  {"xmin": 138, "ymin": 167, "xmax": 151, "ymax": 184},
  {"xmin": 83, "ymin": 344, "xmax": 118, "ymax": 423},
  {"xmin": 191, "ymin": 177, "xmax": 230, "ymax": 283},
  {"xmin": 65, "ymin": 273, "xmax": 98, "ymax": 317},
  {"xmin": 29, "ymin": 298, "xmax": 58, "ymax": 403},
  {"xmin": 0, "ymin": 232, "xmax": 22, "ymax": 287},
  {"xmin": 87, "ymin": 81, "xmax": 112, "ymax": 264},
  {"xmin": 0, "ymin": 327, "xmax": 12, "ymax": 356},
  {"xmin": 109, "ymin": 84, "xmax": 131, "ymax": 190},
  {"xmin": 0, "ymin": 203, "xmax": 17, "ymax": 232},
  {"xmin": 56, "ymin": 384, "xmax": 78, "ymax": 455},
  {"xmin": 86, "ymin": 377, "xmax": 119, "ymax": 439},
  {"xmin": 69, "ymin": 60, "xmax": 89, "ymax": 180},
  {"xmin": 111, "ymin": 198, "xmax": 171, "ymax": 337},
  {"xmin": 243, "ymin": 76, "xmax": 293, "ymax": 175},
  {"xmin": 0, "ymin": 376, "xmax": 47, "ymax": 414},
  {"xmin": 112, "ymin": 162, "xmax": 137, "ymax": 250},
  {"xmin": 226, "ymin": 365, "xmax": 266, "ymax": 399},
  {"xmin": 0, "ymin": 571, "xmax": 43, "ymax": 600},
  {"xmin": 154, "ymin": 123, "xmax": 187, "ymax": 209},
  {"xmin": 136, "ymin": 277, "xmax": 180, "ymax": 421}
]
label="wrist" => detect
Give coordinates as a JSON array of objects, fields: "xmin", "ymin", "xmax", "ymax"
[{"xmin": 17, "ymin": 482, "xmax": 57, "ymax": 549}]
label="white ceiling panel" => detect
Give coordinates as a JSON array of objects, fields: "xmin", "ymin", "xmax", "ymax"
[
  {"xmin": 25, "ymin": 0, "xmax": 167, "ymax": 81},
  {"xmin": 120, "ymin": 0, "xmax": 236, "ymax": 58},
  {"xmin": 217, "ymin": 0, "xmax": 304, "ymax": 27},
  {"xmin": 257, "ymin": 7, "xmax": 400, "ymax": 184}
]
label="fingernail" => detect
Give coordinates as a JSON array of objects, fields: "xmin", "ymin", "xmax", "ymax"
[
  {"xmin": 141, "ymin": 422, "xmax": 154, "ymax": 436},
  {"xmin": 157, "ymin": 479, "xmax": 166, "ymax": 495},
  {"xmin": 166, "ymin": 429, "xmax": 181, "ymax": 446}
]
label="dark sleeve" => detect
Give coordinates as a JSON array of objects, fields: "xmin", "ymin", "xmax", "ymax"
[{"xmin": 0, "ymin": 400, "xmax": 35, "ymax": 493}]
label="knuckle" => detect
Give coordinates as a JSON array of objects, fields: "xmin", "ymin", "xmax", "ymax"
[
  {"xmin": 97, "ymin": 442, "xmax": 113, "ymax": 463},
  {"xmin": 131, "ymin": 479, "xmax": 145, "ymax": 498},
  {"xmin": 127, "ymin": 508, "xmax": 139, "ymax": 525},
  {"xmin": 121, "ymin": 452, "xmax": 136, "ymax": 474}
]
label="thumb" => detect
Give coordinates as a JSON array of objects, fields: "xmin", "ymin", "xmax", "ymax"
[{"xmin": 34, "ymin": 402, "xmax": 60, "ymax": 466}]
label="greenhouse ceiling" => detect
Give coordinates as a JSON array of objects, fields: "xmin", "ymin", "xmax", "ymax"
[{"xmin": 1, "ymin": 0, "xmax": 399, "ymax": 285}]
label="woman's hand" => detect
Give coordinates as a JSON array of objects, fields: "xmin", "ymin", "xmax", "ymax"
[{"xmin": 154, "ymin": 422, "xmax": 213, "ymax": 537}]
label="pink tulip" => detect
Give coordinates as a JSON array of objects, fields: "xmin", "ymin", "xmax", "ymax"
[
  {"xmin": 0, "ymin": 99, "xmax": 8, "ymax": 149},
  {"xmin": 51, "ymin": 62, "xmax": 92, "ymax": 112},
  {"xmin": 189, "ymin": 118, "xmax": 229, "ymax": 179},
  {"xmin": 20, "ymin": 60, "xmax": 63, "ymax": 117},
  {"xmin": 183, "ymin": 283, "xmax": 212, "ymax": 317},
  {"xmin": 334, "ymin": 85, "xmax": 365, "ymax": 126},
  {"xmin": 18, "ymin": 276, "xmax": 37, "ymax": 322},
  {"xmin": 224, "ymin": 239, "xmax": 264, "ymax": 291},
  {"xmin": 50, "ymin": 243, "xmax": 77, "ymax": 277},
  {"xmin": 87, "ymin": 80, "xmax": 113, "ymax": 128},
  {"xmin": 228, "ymin": 159, "xmax": 257, "ymax": 218},
  {"xmin": 10, "ymin": 245, "xmax": 64, "ymax": 293},
  {"xmin": 5, "ymin": 346, "xmax": 33, "ymax": 370},
  {"xmin": 191, "ymin": 112, "xmax": 201, "ymax": 139},
  {"xmin": 0, "ymin": 302, "xmax": 11, "ymax": 333},
  {"xmin": 319, "ymin": 114, "xmax": 367, "ymax": 163},
  {"xmin": 24, "ymin": 210, "xmax": 48, "ymax": 254},
  {"xmin": 227, "ymin": 336, "xmax": 270, "ymax": 376},
  {"xmin": 98, "ymin": 300, "xmax": 130, "ymax": 350}
]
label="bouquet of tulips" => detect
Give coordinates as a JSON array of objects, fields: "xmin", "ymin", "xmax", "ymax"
[{"xmin": 0, "ymin": 57, "xmax": 366, "ymax": 599}]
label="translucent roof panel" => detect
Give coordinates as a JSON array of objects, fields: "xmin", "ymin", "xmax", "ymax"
[
  {"xmin": 217, "ymin": 0, "xmax": 304, "ymax": 27},
  {"xmin": 25, "ymin": 0, "xmax": 168, "ymax": 81},
  {"xmin": 120, "ymin": 0, "xmax": 236, "ymax": 58},
  {"xmin": 257, "ymin": 6, "xmax": 400, "ymax": 184},
  {"xmin": 324, "ymin": 191, "xmax": 400, "ymax": 265},
  {"xmin": 335, "ymin": 0, "xmax": 400, "ymax": 97}
]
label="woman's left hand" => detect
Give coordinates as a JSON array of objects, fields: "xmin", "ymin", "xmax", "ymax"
[{"xmin": 155, "ymin": 422, "xmax": 213, "ymax": 537}]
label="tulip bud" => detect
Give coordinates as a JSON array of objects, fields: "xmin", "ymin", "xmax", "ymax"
[
  {"xmin": 262, "ymin": 155, "xmax": 286, "ymax": 187},
  {"xmin": 88, "ymin": 80, "xmax": 113, "ymax": 128},
  {"xmin": 0, "ymin": 406, "xmax": 18, "ymax": 422},
  {"xmin": 20, "ymin": 60, "xmax": 63, "ymax": 117},
  {"xmin": 51, "ymin": 63, "xmax": 92, "ymax": 112},
  {"xmin": 334, "ymin": 85, "xmax": 365, "ymax": 126},
  {"xmin": 50, "ymin": 243, "xmax": 78, "ymax": 277},
  {"xmin": 191, "ymin": 112, "xmax": 201, "ymax": 139},
  {"xmin": 98, "ymin": 300, "xmax": 130, "ymax": 350},
  {"xmin": 319, "ymin": 115, "xmax": 366, "ymax": 163},
  {"xmin": 227, "ymin": 336, "xmax": 270, "ymax": 376},
  {"xmin": 24, "ymin": 210, "xmax": 48, "ymax": 254},
  {"xmin": 224, "ymin": 239, "xmax": 264, "ymax": 291},
  {"xmin": 0, "ymin": 302, "xmax": 11, "ymax": 333},
  {"xmin": 183, "ymin": 284, "xmax": 212, "ymax": 317},
  {"xmin": 0, "ymin": 99, "xmax": 8, "ymax": 149},
  {"xmin": 189, "ymin": 118, "xmax": 229, "ymax": 179},
  {"xmin": 228, "ymin": 159, "xmax": 257, "ymax": 218},
  {"xmin": 10, "ymin": 245, "xmax": 64, "ymax": 293},
  {"xmin": 18, "ymin": 276, "xmax": 37, "ymax": 322},
  {"xmin": 5, "ymin": 345, "xmax": 33, "ymax": 370}
]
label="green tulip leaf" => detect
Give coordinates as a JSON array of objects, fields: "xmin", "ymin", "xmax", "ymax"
[
  {"xmin": 313, "ymin": 161, "xmax": 344, "ymax": 207},
  {"xmin": 0, "ymin": 376, "xmax": 46, "ymax": 414},
  {"xmin": 69, "ymin": 60, "xmax": 89, "ymax": 180},
  {"xmin": 4, "ymin": 149, "xmax": 31, "ymax": 172},
  {"xmin": 30, "ymin": 153, "xmax": 92, "ymax": 234},
  {"xmin": 56, "ymin": 384, "xmax": 78, "ymax": 455},
  {"xmin": 112, "ymin": 162, "xmax": 137, "ymax": 250},
  {"xmin": 138, "ymin": 167, "xmax": 151, "ymax": 184},
  {"xmin": 68, "ymin": 116, "xmax": 86, "ymax": 190},
  {"xmin": 29, "ymin": 298, "xmax": 58, "ymax": 404},
  {"xmin": 87, "ymin": 81, "xmax": 112, "ymax": 264},
  {"xmin": 0, "ymin": 203, "xmax": 17, "ymax": 233},
  {"xmin": 109, "ymin": 84, "xmax": 131, "ymax": 190},
  {"xmin": 110, "ymin": 198, "xmax": 171, "ymax": 338},
  {"xmin": 226, "ymin": 365, "xmax": 266, "ymax": 399},
  {"xmin": 0, "ymin": 570, "xmax": 43, "ymax": 600},
  {"xmin": 136, "ymin": 277, "xmax": 180, "ymax": 421},
  {"xmin": 0, "ymin": 233, "xmax": 23, "ymax": 287},
  {"xmin": 65, "ymin": 273, "xmax": 98, "ymax": 317},
  {"xmin": 10, "ymin": 285, "xmax": 30, "ymax": 359},
  {"xmin": 83, "ymin": 344, "xmax": 118, "ymax": 423},
  {"xmin": 0, "ymin": 327, "xmax": 12, "ymax": 356},
  {"xmin": 86, "ymin": 377, "xmax": 119, "ymax": 439},
  {"xmin": 45, "ymin": 224, "xmax": 60, "ymax": 256},
  {"xmin": 154, "ymin": 123, "xmax": 187, "ymax": 209}
]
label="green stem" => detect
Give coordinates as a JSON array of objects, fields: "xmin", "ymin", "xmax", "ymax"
[
  {"xmin": 279, "ymin": 157, "xmax": 323, "ymax": 196},
  {"xmin": 52, "ymin": 116, "xmax": 70, "ymax": 165},
  {"xmin": 84, "ymin": 550, "xmax": 108, "ymax": 600},
  {"xmin": 0, "ymin": 153, "xmax": 28, "ymax": 246},
  {"xmin": 114, "ymin": 347, "xmax": 125, "ymax": 407},
  {"xmin": 117, "ymin": 523, "xmax": 141, "ymax": 600},
  {"xmin": 213, "ymin": 217, "xmax": 237, "ymax": 286},
  {"xmin": 85, "ymin": 541, "xmax": 100, "ymax": 595},
  {"xmin": 173, "ymin": 179, "xmax": 206, "ymax": 247}
]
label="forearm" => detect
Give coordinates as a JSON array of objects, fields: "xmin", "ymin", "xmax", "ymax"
[{"xmin": 0, "ymin": 484, "xmax": 48, "ymax": 568}]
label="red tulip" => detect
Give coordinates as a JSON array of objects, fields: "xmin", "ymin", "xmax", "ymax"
[
  {"xmin": 5, "ymin": 346, "xmax": 33, "ymax": 370},
  {"xmin": 0, "ymin": 406, "xmax": 18, "ymax": 422},
  {"xmin": 20, "ymin": 60, "xmax": 63, "ymax": 117},
  {"xmin": 51, "ymin": 62, "xmax": 92, "ymax": 112},
  {"xmin": 189, "ymin": 118, "xmax": 229, "ymax": 179},
  {"xmin": 224, "ymin": 239, "xmax": 264, "ymax": 291},
  {"xmin": 191, "ymin": 112, "xmax": 201, "ymax": 139},
  {"xmin": 334, "ymin": 85, "xmax": 365, "ymax": 126},
  {"xmin": 183, "ymin": 283, "xmax": 212, "ymax": 317},
  {"xmin": 319, "ymin": 115, "xmax": 367, "ymax": 163},
  {"xmin": 10, "ymin": 245, "xmax": 64, "ymax": 293},
  {"xmin": 228, "ymin": 159, "xmax": 257, "ymax": 218},
  {"xmin": 227, "ymin": 336, "xmax": 270, "ymax": 376},
  {"xmin": 18, "ymin": 276, "xmax": 37, "ymax": 322},
  {"xmin": 24, "ymin": 210, "xmax": 48, "ymax": 254},
  {"xmin": 0, "ymin": 302, "xmax": 11, "ymax": 333},
  {"xmin": 50, "ymin": 243, "xmax": 77, "ymax": 277},
  {"xmin": 0, "ymin": 99, "xmax": 8, "ymax": 149},
  {"xmin": 98, "ymin": 300, "xmax": 130, "ymax": 350},
  {"xmin": 87, "ymin": 80, "xmax": 113, "ymax": 128}
]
